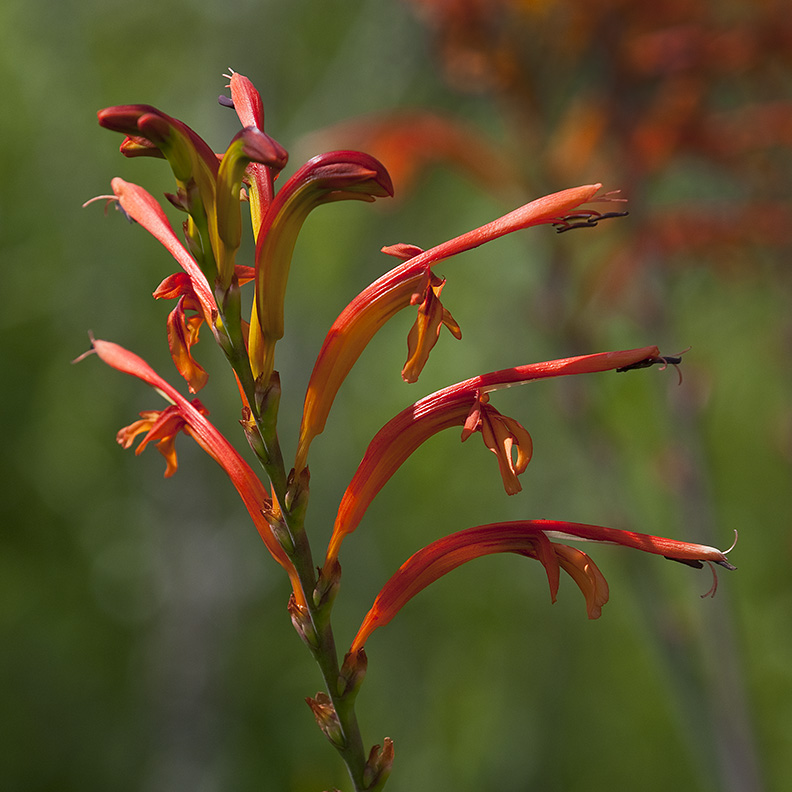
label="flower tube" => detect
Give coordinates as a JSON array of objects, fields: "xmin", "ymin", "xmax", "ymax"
[
  {"xmin": 350, "ymin": 520, "xmax": 735, "ymax": 652},
  {"xmin": 326, "ymin": 346, "xmax": 664, "ymax": 567}
]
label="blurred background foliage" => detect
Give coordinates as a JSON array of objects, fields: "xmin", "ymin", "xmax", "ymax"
[{"xmin": 2, "ymin": 0, "xmax": 791, "ymax": 790}]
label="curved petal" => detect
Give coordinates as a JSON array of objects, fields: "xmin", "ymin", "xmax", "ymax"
[
  {"xmin": 99, "ymin": 105, "xmax": 221, "ymax": 282},
  {"xmin": 349, "ymin": 524, "xmax": 560, "ymax": 652},
  {"xmin": 537, "ymin": 520, "xmax": 737, "ymax": 569},
  {"xmin": 349, "ymin": 519, "xmax": 734, "ymax": 651},
  {"xmin": 98, "ymin": 104, "xmax": 219, "ymax": 210}
]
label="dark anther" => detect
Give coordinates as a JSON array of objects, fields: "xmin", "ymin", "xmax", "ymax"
[
  {"xmin": 116, "ymin": 202, "xmax": 135, "ymax": 224},
  {"xmin": 617, "ymin": 349, "xmax": 688, "ymax": 384},
  {"xmin": 664, "ymin": 556, "xmax": 704, "ymax": 569},
  {"xmin": 616, "ymin": 354, "xmax": 682, "ymax": 373},
  {"xmin": 553, "ymin": 210, "xmax": 629, "ymax": 233},
  {"xmin": 218, "ymin": 94, "xmax": 235, "ymax": 108}
]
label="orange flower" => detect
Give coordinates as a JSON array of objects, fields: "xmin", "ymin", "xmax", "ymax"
[
  {"xmin": 84, "ymin": 338, "xmax": 302, "ymax": 599},
  {"xmin": 295, "ymin": 183, "xmax": 618, "ymax": 472},
  {"xmin": 349, "ymin": 520, "xmax": 736, "ymax": 652},
  {"xmin": 325, "ymin": 346, "xmax": 663, "ymax": 567},
  {"xmin": 107, "ymin": 178, "xmax": 216, "ymax": 322},
  {"xmin": 93, "ymin": 179, "xmax": 219, "ymax": 393},
  {"xmin": 117, "ymin": 399, "xmax": 210, "ymax": 478}
]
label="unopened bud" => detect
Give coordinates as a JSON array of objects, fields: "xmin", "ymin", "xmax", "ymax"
[
  {"xmin": 255, "ymin": 370, "xmax": 281, "ymax": 420},
  {"xmin": 313, "ymin": 559, "xmax": 341, "ymax": 610},
  {"xmin": 267, "ymin": 514, "xmax": 294, "ymax": 555},
  {"xmin": 284, "ymin": 466, "xmax": 310, "ymax": 519},
  {"xmin": 239, "ymin": 407, "xmax": 267, "ymax": 459},
  {"xmin": 363, "ymin": 737, "xmax": 394, "ymax": 791},
  {"xmin": 288, "ymin": 595, "xmax": 318, "ymax": 649},
  {"xmin": 306, "ymin": 691, "xmax": 345, "ymax": 748}
]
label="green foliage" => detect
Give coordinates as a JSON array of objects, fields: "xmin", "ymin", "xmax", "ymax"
[{"xmin": 2, "ymin": 1, "xmax": 790, "ymax": 790}]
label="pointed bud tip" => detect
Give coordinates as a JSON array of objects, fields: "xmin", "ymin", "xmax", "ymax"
[{"xmin": 237, "ymin": 126, "xmax": 289, "ymax": 170}]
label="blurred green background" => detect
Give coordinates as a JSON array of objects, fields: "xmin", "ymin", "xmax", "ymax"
[{"xmin": 2, "ymin": 1, "xmax": 791, "ymax": 790}]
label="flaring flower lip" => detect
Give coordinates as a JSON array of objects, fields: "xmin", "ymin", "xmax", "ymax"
[
  {"xmin": 97, "ymin": 104, "xmax": 219, "ymax": 177},
  {"xmin": 116, "ymin": 399, "xmax": 209, "ymax": 477},
  {"xmin": 349, "ymin": 520, "xmax": 735, "ymax": 652},
  {"xmin": 295, "ymin": 184, "xmax": 607, "ymax": 472},
  {"xmin": 325, "ymin": 346, "xmax": 663, "ymax": 567}
]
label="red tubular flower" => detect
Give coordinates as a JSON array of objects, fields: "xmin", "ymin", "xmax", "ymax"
[
  {"xmin": 85, "ymin": 338, "xmax": 303, "ymax": 600},
  {"xmin": 325, "ymin": 346, "xmax": 663, "ymax": 567},
  {"xmin": 250, "ymin": 150, "xmax": 393, "ymax": 383},
  {"xmin": 97, "ymin": 103, "xmax": 220, "ymax": 234},
  {"xmin": 295, "ymin": 183, "xmax": 612, "ymax": 473},
  {"xmin": 102, "ymin": 178, "xmax": 219, "ymax": 391},
  {"xmin": 215, "ymin": 126, "xmax": 288, "ymax": 289},
  {"xmin": 349, "ymin": 520, "xmax": 736, "ymax": 652},
  {"xmin": 108, "ymin": 178, "xmax": 217, "ymax": 321},
  {"xmin": 224, "ymin": 70, "xmax": 277, "ymax": 227}
]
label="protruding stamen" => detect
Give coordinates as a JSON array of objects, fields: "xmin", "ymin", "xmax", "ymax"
[{"xmin": 553, "ymin": 210, "xmax": 630, "ymax": 233}]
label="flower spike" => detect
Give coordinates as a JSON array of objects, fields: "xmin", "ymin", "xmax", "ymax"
[
  {"xmin": 296, "ymin": 184, "xmax": 609, "ymax": 472},
  {"xmin": 325, "ymin": 346, "xmax": 663, "ymax": 568},
  {"xmin": 349, "ymin": 520, "xmax": 735, "ymax": 652}
]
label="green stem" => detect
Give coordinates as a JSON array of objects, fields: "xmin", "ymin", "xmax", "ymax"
[{"xmin": 215, "ymin": 306, "xmax": 373, "ymax": 790}]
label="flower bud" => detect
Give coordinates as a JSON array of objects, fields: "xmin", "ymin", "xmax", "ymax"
[
  {"xmin": 288, "ymin": 595, "xmax": 318, "ymax": 649},
  {"xmin": 313, "ymin": 559, "xmax": 341, "ymax": 610},
  {"xmin": 284, "ymin": 465, "xmax": 310, "ymax": 521},
  {"xmin": 363, "ymin": 738, "xmax": 394, "ymax": 791},
  {"xmin": 305, "ymin": 692, "xmax": 345, "ymax": 748}
]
